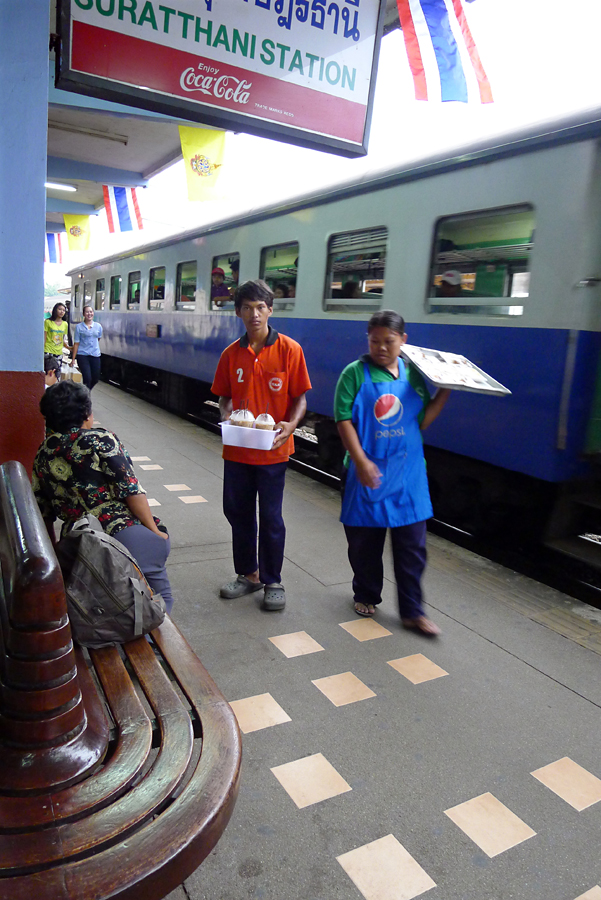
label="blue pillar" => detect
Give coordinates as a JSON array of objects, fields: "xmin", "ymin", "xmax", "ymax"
[{"xmin": 0, "ymin": 0, "xmax": 49, "ymax": 469}]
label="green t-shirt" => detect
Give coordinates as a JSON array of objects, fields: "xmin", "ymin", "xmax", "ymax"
[
  {"xmin": 44, "ymin": 318, "xmax": 68, "ymax": 355},
  {"xmin": 334, "ymin": 354, "xmax": 430, "ymax": 424}
]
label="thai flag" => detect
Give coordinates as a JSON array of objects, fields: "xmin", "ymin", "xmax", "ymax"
[
  {"xmin": 102, "ymin": 185, "xmax": 143, "ymax": 234},
  {"xmin": 396, "ymin": 0, "xmax": 493, "ymax": 103},
  {"xmin": 45, "ymin": 232, "xmax": 63, "ymax": 264}
]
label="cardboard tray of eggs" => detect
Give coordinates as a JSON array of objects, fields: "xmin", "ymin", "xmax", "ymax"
[
  {"xmin": 221, "ymin": 409, "xmax": 280, "ymax": 449},
  {"xmin": 401, "ymin": 345, "xmax": 511, "ymax": 396}
]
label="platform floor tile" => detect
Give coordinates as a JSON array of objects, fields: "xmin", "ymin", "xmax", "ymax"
[
  {"xmin": 444, "ymin": 792, "xmax": 536, "ymax": 857},
  {"xmin": 179, "ymin": 495, "xmax": 207, "ymax": 503},
  {"xmin": 340, "ymin": 618, "xmax": 393, "ymax": 641},
  {"xmin": 312, "ymin": 671, "xmax": 376, "ymax": 706},
  {"xmin": 147, "ymin": 499, "xmax": 161, "ymax": 507},
  {"xmin": 574, "ymin": 888, "xmax": 601, "ymax": 900},
  {"xmin": 270, "ymin": 752, "xmax": 351, "ymax": 808},
  {"xmin": 164, "ymin": 483, "xmax": 190, "ymax": 491},
  {"xmin": 229, "ymin": 692, "xmax": 291, "ymax": 734},
  {"xmin": 336, "ymin": 833, "xmax": 436, "ymax": 900},
  {"xmin": 531, "ymin": 757, "xmax": 601, "ymax": 810},
  {"xmin": 131, "ymin": 456, "xmax": 151, "ymax": 461},
  {"xmin": 387, "ymin": 654, "xmax": 449, "ymax": 684},
  {"xmin": 139, "ymin": 464, "xmax": 163, "ymax": 470},
  {"xmin": 268, "ymin": 631, "xmax": 324, "ymax": 657}
]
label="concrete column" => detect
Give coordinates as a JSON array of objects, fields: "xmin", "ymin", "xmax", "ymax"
[{"xmin": 0, "ymin": 0, "xmax": 49, "ymax": 471}]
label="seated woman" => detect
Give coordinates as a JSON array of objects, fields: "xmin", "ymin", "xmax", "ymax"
[{"xmin": 32, "ymin": 381, "xmax": 174, "ymax": 614}]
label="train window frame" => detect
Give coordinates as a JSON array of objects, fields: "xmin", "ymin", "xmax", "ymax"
[
  {"xmin": 210, "ymin": 253, "xmax": 239, "ymax": 310},
  {"xmin": 84, "ymin": 281, "xmax": 92, "ymax": 309},
  {"xmin": 149, "ymin": 266, "xmax": 166, "ymax": 311},
  {"xmin": 324, "ymin": 227, "xmax": 387, "ymax": 312},
  {"xmin": 259, "ymin": 242, "xmax": 298, "ymax": 311},
  {"xmin": 127, "ymin": 270, "xmax": 141, "ymax": 310},
  {"xmin": 427, "ymin": 204, "xmax": 535, "ymax": 317},
  {"xmin": 175, "ymin": 260, "xmax": 197, "ymax": 311},
  {"xmin": 73, "ymin": 283, "xmax": 80, "ymax": 310},
  {"xmin": 95, "ymin": 278, "xmax": 105, "ymax": 311},
  {"xmin": 110, "ymin": 275, "xmax": 122, "ymax": 310}
]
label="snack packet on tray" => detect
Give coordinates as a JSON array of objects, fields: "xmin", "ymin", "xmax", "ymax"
[{"xmin": 401, "ymin": 345, "xmax": 510, "ymax": 396}]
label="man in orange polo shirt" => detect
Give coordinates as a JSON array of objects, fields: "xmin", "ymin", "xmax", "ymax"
[{"xmin": 211, "ymin": 280, "xmax": 312, "ymax": 610}]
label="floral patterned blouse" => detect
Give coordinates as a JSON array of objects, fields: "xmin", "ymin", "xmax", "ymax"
[{"xmin": 32, "ymin": 427, "xmax": 158, "ymax": 538}]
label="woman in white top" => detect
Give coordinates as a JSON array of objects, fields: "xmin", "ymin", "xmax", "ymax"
[{"xmin": 72, "ymin": 305, "xmax": 103, "ymax": 391}]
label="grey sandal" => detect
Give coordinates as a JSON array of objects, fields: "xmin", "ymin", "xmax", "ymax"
[{"xmin": 261, "ymin": 583, "xmax": 286, "ymax": 611}]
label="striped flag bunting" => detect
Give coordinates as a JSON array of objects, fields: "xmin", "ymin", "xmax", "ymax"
[
  {"xmin": 102, "ymin": 185, "xmax": 144, "ymax": 233},
  {"xmin": 45, "ymin": 232, "xmax": 63, "ymax": 264},
  {"xmin": 396, "ymin": 0, "xmax": 493, "ymax": 103}
]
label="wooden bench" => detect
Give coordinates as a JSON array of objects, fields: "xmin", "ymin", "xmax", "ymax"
[{"xmin": 0, "ymin": 460, "xmax": 242, "ymax": 900}]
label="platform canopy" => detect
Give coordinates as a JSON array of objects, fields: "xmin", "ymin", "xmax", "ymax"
[{"xmin": 45, "ymin": 0, "xmax": 401, "ymax": 232}]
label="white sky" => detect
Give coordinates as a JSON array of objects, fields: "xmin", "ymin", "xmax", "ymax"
[{"xmin": 46, "ymin": 0, "xmax": 601, "ymax": 285}]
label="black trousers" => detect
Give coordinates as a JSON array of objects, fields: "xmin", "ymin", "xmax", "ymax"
[
  {"xmin": 343, "ymin": 521, "xmax": 427, "ymax": 619},
  {"xmin": 78, "ymin": 355, "xmax": 101, "ymax": 390}
]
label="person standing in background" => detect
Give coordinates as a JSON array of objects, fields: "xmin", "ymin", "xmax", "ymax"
[
  {"xmin": 44, "ymin": 302, "xmax": 70, "ymax": 364},
  {"xmin": 72, "ymin": 305, "xmax": 103, "ymax": 391}
]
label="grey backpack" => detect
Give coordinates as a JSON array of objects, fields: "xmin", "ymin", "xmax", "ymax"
[{"xmin": 55, "ymin": 515, "xmax": 166, "ymax": 648}]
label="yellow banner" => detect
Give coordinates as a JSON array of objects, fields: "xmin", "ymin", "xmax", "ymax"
[
  {"xmin": 178, "ymin": 126, "xmax": 226, "ymax": 201},
  {"xmin": 63, "ymin": 214, "xmax": 91, "ymax": 251}
]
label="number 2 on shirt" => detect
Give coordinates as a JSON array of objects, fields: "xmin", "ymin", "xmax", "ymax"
[{"xmin": 237, "ymin": 368, "xmax": 244, "ymax": 383}]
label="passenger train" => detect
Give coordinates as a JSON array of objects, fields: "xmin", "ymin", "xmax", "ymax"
[{"xmin": 67, "ymin": 110, "xmax": 601, "ymax": 562}]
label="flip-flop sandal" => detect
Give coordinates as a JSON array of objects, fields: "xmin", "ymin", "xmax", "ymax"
[
  {"xmin": 401, "ymin": 617, "xmax": 441, "ymax": 636},
  {"xmin": 354, "ymin": 603, "xmax": 375, "ymax": 617}
]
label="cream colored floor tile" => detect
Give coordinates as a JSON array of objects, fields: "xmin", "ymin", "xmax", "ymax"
[
  {"xmin": 573, "ymin": 888, "xmax": 601, "ymax": 900},
  {"xmin": 131, "ymin": 456, "xmax": 151, "ymax": 461},
  {"xmin": 269, "ymin": 631, "xmax": 325, "ymax": 658},
  {"xmin": 337, "ymin": 833, "xmax": 436, "ymax": 900},
  {"xmin": 139, "ymin": 464, "xmax": 163, "ymax": 470},
  {"xmin": 444, "ymin": 792, "xmax": 536, "ymax": 857},
  {"xmin": 271, "ymin": 753, "xmax": 351, "ymax": 808},
  {"xmin": 179, "ymin": 495, "xmax": 207, "ymax": 503},
  {"xmin": 387, "ymin": 654, "xmax": 448, "ymax": 685},
  {"xmin": 312, "ymin": 672, "xmax": 376, "ymax": 707},
  {"xmin": 531, "ymin": 758, "xmax": 601, "ymax": 811},
  {"xmin": 229, "ymin": 693, "xmax": 291, "ymax": 734},
  {"xmin": 147, "ymin": 499, "xmax": 161, "ymax": 507},
  {"xmin": 340, "ymin": 619, "xmax": 392, "ymax": 642},
  {"xmin": 164, "ymin": 484, "xmax": 190, "ymax": 491}
]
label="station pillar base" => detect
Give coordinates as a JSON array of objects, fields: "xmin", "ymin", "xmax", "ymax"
[{"xmin": 0, "ymin": 372, "xmax": 45, "ymax": 477}]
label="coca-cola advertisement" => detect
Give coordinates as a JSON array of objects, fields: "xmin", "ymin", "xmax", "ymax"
[{"xmin": 56, "ymin": 0, "xmax": 385, "ymax": 157}]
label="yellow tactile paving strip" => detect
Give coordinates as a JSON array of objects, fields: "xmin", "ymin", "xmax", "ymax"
[
  {"xmin": 336, "ymin": 834, "xmax": 436, "ymax": 900},
  {"xmin": 531, "ymin": 757, "xmax": 601, "ymax": 810}
]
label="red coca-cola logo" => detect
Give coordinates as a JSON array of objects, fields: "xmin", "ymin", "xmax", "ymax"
[{"xmin": 180, "ymin": 67, "xmax": 252, "ymax": 105}]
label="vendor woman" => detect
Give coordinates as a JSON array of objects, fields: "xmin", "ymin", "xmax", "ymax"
[{"xmin": 334, "ymin": 310, "xmax": 450, "ymax": 635}]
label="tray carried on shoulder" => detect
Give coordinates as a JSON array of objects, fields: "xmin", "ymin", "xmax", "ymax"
[{"xmin": 401, "ymin": 344, "xmax": 511, "ymax": 396}]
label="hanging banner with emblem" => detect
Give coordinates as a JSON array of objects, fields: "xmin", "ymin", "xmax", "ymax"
[{"xmin": 55, "ymin": 0, "xmax": 385, "ymax": 158}]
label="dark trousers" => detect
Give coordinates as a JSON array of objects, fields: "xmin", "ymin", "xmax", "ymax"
[
  {"xmin": 343, "ymin": 521, "xmax": 427, "ymax": 620},
  {"xmin": 78, "ymin": 355, "xmax": 101, "ymax": 390},
  {"xmin": 114, "ymin": 524, "xmax": 174, "ymax": 615},
  {"xmin": 223, "ymin": 460, "xmax": 287, "ymax": 586}
]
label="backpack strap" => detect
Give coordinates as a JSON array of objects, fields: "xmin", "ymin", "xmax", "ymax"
[
  {"xmin": 130, "ymin": 578, "xmax": 146, "ymax": 636},
  {"xmin": 72, "ymin": 515, "xmax": 103, "ymax": 534}
]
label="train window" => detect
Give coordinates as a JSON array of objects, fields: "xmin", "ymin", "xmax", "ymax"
[
  {"xmin": 73, "ymin": 283, "xmax": 80, "ymax": 309},
  {"xmin": 149, "ymin": 266, "xmax": 166, "ymax": 311},
  {"xmin": 210, "ymin": 253, "xmax": 239, "ymax": 310},
  {"xmin": 110, "ymin": 275, "xmax": 122, "ymax": 310},
  {"xmin": 95, "ymin": 278, "xmax": 105, "ymax": 311},
  {"xmin": 127, "ymin": 271, "xmax": 141, "ymax": 310},
  {"xmin": 176, "ymin": 261, "xmax": 197, "ymax": 311},
  {"xmin": 260, "ymin": 242, "xmax": 297, "ymax": 310},
  {"xmin": 324, "ymin": 228, "xmax": 386, "ymax": 312},
  {"xmin": 428, "ymin": 205, "xmax": 534, "ymax": 316},
  {"xmin": 84, "ymin": 282, "xmax": 92, "ymax": 308}
]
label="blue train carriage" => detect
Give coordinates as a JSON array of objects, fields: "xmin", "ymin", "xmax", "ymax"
[{"xmin": 68, "ymin": 110, "xmax": 601, "ymax": 558}]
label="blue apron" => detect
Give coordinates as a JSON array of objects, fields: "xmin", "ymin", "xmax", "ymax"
[{"xmin": 340, "ymin": 361, "xmax": 433, "ymax": 528}]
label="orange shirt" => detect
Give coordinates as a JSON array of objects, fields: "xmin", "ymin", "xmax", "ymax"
[{"xmin": 211, "ymin": 327, "xmax": 312, "ymax": 465}]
